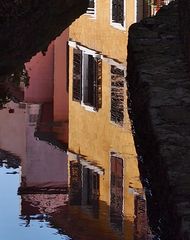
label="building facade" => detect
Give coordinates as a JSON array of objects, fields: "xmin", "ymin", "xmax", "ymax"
[{"xmin": 68, "ymin": 1, "xmax": 151, "ymax": 239}]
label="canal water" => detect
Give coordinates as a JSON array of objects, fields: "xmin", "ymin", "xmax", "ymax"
[{"xmin": 0, "ymin": 142, "xmax": 153, "ymax": 240}]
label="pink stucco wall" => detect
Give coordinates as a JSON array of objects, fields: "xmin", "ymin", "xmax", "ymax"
[
  {"xmin": 0, "ymin": 102, "xmax": 26, "ymax": 161},
  {"xmin": 53, "ymin": 30, "xmax": 69, "ymax": 144},
  {"xmin": 22, "ymin": 124, "xmax": 68, "ymax": 189},
  {"xmin": 24, "ymin": 43, "xmax": 54, "ymax": 103}
]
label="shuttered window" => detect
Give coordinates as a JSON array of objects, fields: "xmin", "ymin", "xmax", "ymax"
[
  {"xmin": 72, "ymin": 49, "xmax": 102, "ymax": 111},
  {"xmin": 86, "ymin": 0, "xmax": 95, "ymax": 15},
  {"xmin": 72, "ymin": 49, "xmax": 82, "ymax": 102},
  {"xmin": 111, "ymin": 66, "xmax": 125, "ymax": 125},
  {"xmin": 83, "ymin": 55, "xmax": 102, "ymax": 110},
  {"xmin": 112, "ymin": 0, "xmax": 124, "ymax": 26}
]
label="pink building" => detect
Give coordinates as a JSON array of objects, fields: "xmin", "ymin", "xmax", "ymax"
[
  {"xmin": 53, "ymin": 29, "xmax": 69, "ymax": 144},
  {"xmin": 24, "ymin": 43, "xmax": 54, "ymax": 104}
]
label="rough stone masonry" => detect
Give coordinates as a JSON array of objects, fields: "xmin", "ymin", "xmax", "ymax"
[{"xmin": 127, "ymin": 1, "xmax": 190, "ymax": 239}]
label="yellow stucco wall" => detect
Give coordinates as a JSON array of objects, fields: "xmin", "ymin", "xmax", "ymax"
[
  {"xmin": 69, "ymin": 1, "xmax": 144, "ymax": 238},
  {"xmin": 69, "ymin": 0, "xmax": 136, "ymax": 63}
]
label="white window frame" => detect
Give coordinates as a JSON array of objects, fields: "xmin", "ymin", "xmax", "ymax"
[
  {"xmin": 81, "ymin": 52, "xmax": 96, "ymax": 112},
  {"xmin": 110, "ymin": 0, "xmax": 126, "ymax": 30},
  {"xmin": 70, "ymin": 42, "xmax": 101, "ymax": 112},
  {"xmin": 85, "ymin": 0, "xmax": 96, "ymax": 18}
]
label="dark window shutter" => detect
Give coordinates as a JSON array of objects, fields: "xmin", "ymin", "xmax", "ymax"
[
  {"xmin": 110, "ymin": 65, "xmax": 125, "ymax": 125},
  {"xmin": 83, "ymin": 55, "xmax": 102, "ymax": 111},
  {"xmin": 93, "ymin": 57, "xmax": 102, "ymax": 111},
  {"xmin": 84, "ymin": 55, "xmax": 95, "ymax": 106},
  {"xmin": 112, "ymin": 0, "xmax": 124, "ymax": 26},
  {"xmin": 73, "ymin": 49, "xmax": 82, "ymax": 102}
]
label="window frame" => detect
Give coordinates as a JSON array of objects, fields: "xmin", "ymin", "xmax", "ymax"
[
  {"xmin": 72, "ymin": 46, "xmax": 102, "ymax": 112},
  {"xmin": 110, "ymin": 0, "xmax": 126, "ymax": 30},
  {"xmin": 86, "ymin": 0, "xmax": 96, "ymax": 18}
]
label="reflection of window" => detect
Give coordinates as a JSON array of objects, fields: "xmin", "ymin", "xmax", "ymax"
[
  {"xmin": 29, "ymin": 114, "xmax": 38, "ymax": 123},
  {"xmin": 19, "ymin": 103, "xmax": 26, "ymax": 109},
  {"xmin": 111, "ymin": 0, "xmax": 125, "ymax": 28},
  {"xmin": 86, "ymin": 0, "xmax": 96, "ymax": 15},
  {"xmin": 72, "ymin": 48, "xmax": 102, "ymax": 111},
  {"xmin": 134, "ymin": 194, "xmax": 152, "ymax": 238},
  {"xmin": 69, "ymin": 161, "xmax": 82, "ymax": 205},
  {"xmin": 110, "ymin": 66, "xmax": 125, "ymax": 126},
  {"xmin": 69, "ymin": 159, "xmax": 100, "ymax": 217},
  {"xmin": 110, "ymin": 152, "xmax": 123, "ymax": 231},
  {"xmin": 82, "ymin": 167, "xmax": 99, "ymax": 206}
]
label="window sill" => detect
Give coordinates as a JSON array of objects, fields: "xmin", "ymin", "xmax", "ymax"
[
  {"xmin": 110, "ymin": 22, "xmax": 126, "ymax": 31},
  {"xmin": 81, "ymin": 103, "xmax": 96, "ymax": 112}
]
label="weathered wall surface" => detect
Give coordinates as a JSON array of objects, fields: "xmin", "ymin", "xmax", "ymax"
[
  {"xmin": 0, "ymin": 0, "xmax": 88, "ymax": 76},
  {"xmin": 127, "ymin": 1, "xmax": 190, "ymax": 239}
]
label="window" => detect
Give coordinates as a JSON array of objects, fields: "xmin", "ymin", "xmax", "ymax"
[
  {"xmin": 19, "ymin": 102, "xmax": 26, "ymax": 109},
  {"xmin": 82, "ymin": 167, "xmax": 99, "ymax": 206},
  {"xmin": 111, "ymin": 0, "xmax": 125, "ymax": 28},
  {"xmin": 110, "ymin": 152, "xmax": 123, "ymax": 231},
  {"xmin": 69, "ymin": 159, "xmax": 100, "ymax": 216},
  {"xmin": 69, "ymin": 161, "xmax": 82, "ymax": 205},
  {"xmin": 86, "ymin": 0, "xmax": 96, "ymax": 15},
  {"xmin": 110, "ymin": 65, "xmax": 125, "ymax": 126},
  {"xmin": 72, "ymin": 48, "xmax": 102, "ymax": 111},
  {"xmin": 29, "ymin": 114, "xmax": 38, "ymax": 124}
]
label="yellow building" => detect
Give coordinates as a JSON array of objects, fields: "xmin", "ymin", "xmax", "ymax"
[{"xmin": 68, "ymin": 1, "xmax": 151, "ymax": 239}]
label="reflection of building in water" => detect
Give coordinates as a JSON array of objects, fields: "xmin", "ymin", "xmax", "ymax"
[
  {"xmin": 24, "ymin": 43, "xmax": 54, "ymax": 104},
  {"xmin": 19, "ymin": 30, "xmax": 69, "ymax": 193},
  {"xmin": 53, "ymin": 30, "xmax": 69, "ymax": 145},
  {"xmin": 21, "ymin": 194, "xmax": 68, "ymax": 216},
  {"xmin": 0, "ymin": 29, "xmax": 69, "ymax": 162},
  {"xmin": 0, "ymin": 101, "xmax": 26, "ymax": 160},
  {"xmin": 24, "ymin": 30, "xmax": 69, "ymax": 148},
  {"xmin": 0, "ymin": 30, "xmax": 69, "ymax": 193},
  {"xmin": 20, "ymin": 104, "xmax": 68, "ymax": 192},
  {"xmin": 68, "ymin": 1, "xmax": 152, "ymax": 239}
]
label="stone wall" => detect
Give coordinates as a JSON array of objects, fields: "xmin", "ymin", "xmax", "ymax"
[
  {"xmin": 127, "ymin": 1, "xmax": 190, "ymax": 239},
  {"xmin": 179, "ymin": 0, "xmax": 190, "ymax": 64}
]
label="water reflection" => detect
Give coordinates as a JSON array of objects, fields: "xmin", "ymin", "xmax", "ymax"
[{"xmin": 0, "ymin": 0, "xmax": 172, "ymax": 239}]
